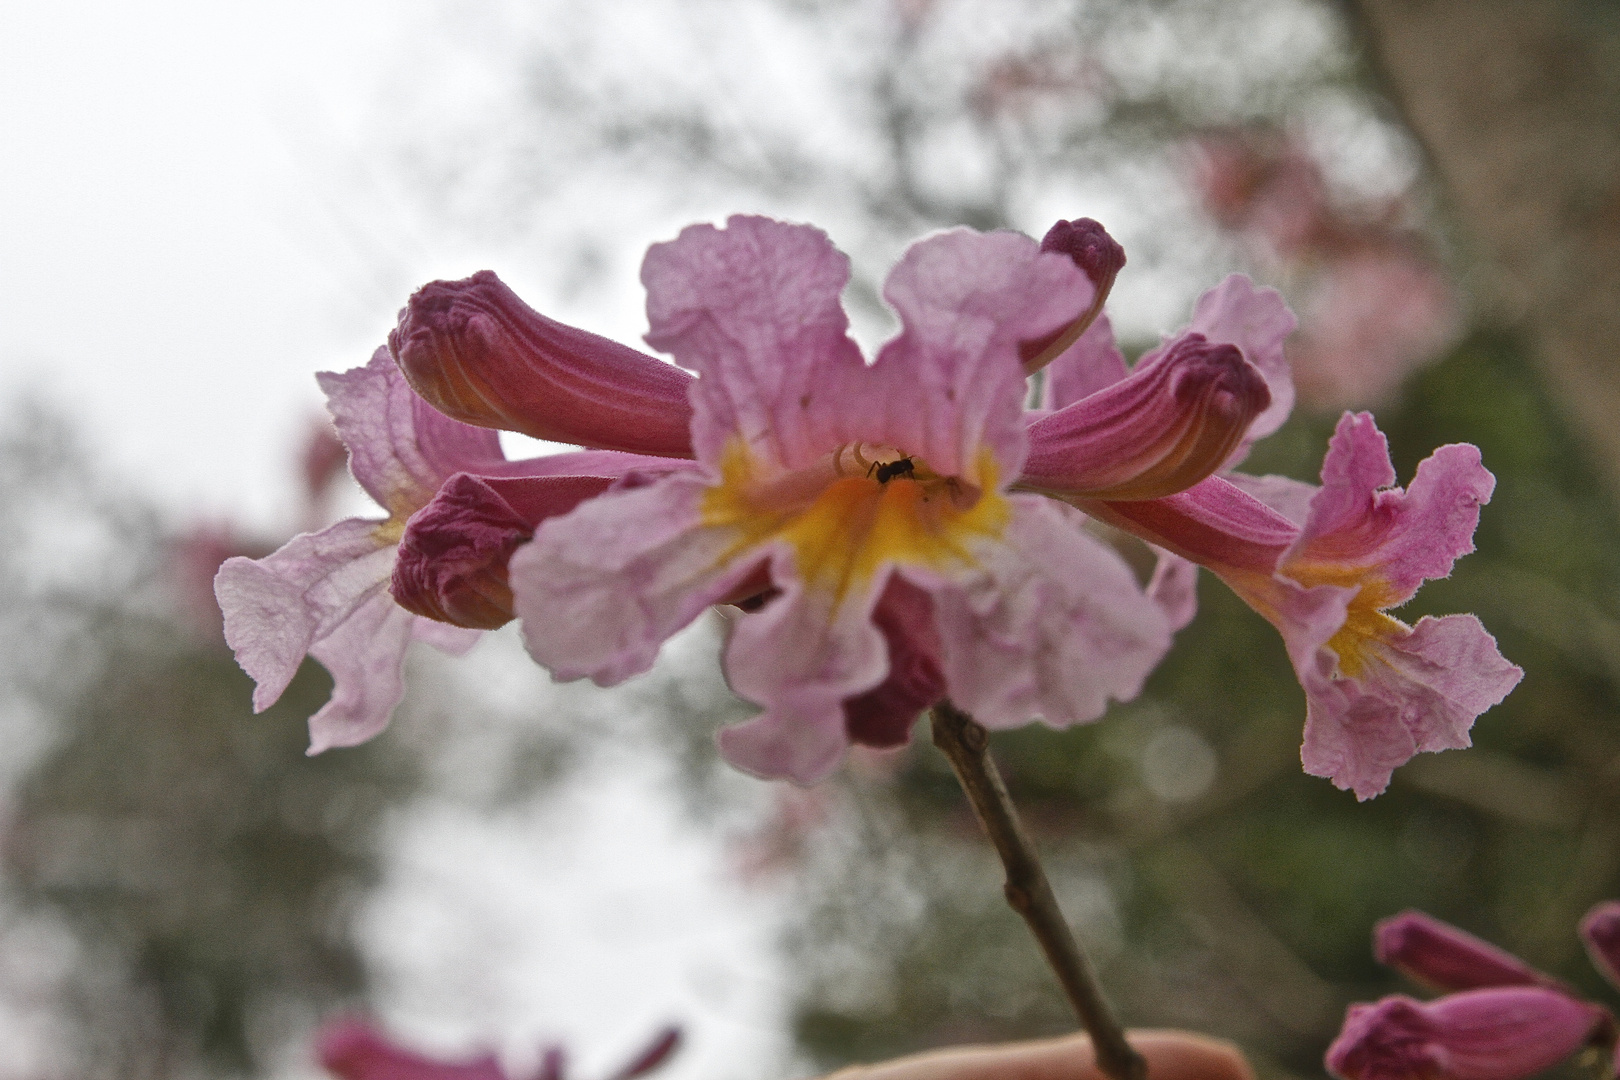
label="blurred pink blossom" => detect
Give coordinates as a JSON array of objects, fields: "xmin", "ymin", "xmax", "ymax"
[
  {"xmin": 1191, "ymin": 128, "xmax": 1460, "ymax": 410},
  {"xmin": 317, "ymin": 1017, "xmax": 680, "ymax": 1080}
]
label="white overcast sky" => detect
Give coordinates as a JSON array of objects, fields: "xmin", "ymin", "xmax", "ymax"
[{"xmin": 1, "ymin": 0, "xmax": 479, "ymax": 534}]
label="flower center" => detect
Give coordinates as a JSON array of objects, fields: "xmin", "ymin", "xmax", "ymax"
[{"xmin": 702, "ymin": 440, "xmax": 1010, "ymax": 601}]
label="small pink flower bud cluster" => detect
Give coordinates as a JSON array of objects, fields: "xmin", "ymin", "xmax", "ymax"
[{"xmin": 1327, "ymin": 907, "xmax": 1620, "ymax": 1080}]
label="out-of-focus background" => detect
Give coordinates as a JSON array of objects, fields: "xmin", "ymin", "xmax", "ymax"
[{"xmin": 2, "ymin": 1, "xmax": 1619, "ymax": 1077}]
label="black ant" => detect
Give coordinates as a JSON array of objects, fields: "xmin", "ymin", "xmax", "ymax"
[{"xmin": 867, "ymin": 456, "xmax": 916, "ymax": 484}]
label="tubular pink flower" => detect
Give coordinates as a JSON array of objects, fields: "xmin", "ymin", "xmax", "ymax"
[
  {"xmin": 1021, "ymin": 333, "xmax": 1272, "ymax": 499},
  {"xmin": 511, "ymin": 215, "xmax": 1175, "ymax": 782},
  {"xmin": 1325, "ymin": 989, "xmax": 1605, "ymax": 1080},
  {"xmin": 214, "ymin": 349, "xmax": 682, "ymax": 753},
  {"xmin": 262, "ymin": 211, "xmax": 1508, "ymax": 797},
  {"xmin": 1375, "ymin": 911, "xmax": 1556, "ymax": 993},
  {"xmin": 1278, "ymin": 413, "xmax": 1522, "ymax": 799},
  {"xmin": 1087, "ymin": 413, "xmax": 1520, "ymax": 799},
  {"xmin": 389, "ymin": 270, "xmax": 696, "ymax": 457},
  {"xmin": 1581, "ymin": 902, "xmax": 1620, "ymax": 991},
  {"xmin": 215, "ymin": 349, "xmax": 500, "ymax": 753}
]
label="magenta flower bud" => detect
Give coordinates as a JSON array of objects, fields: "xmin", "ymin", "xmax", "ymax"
[
  {"xmin": 1041, "ymin": 217, "xmax": 1127, "ymax": 289},
  {"xmin": 1022, "ymin": 332, "xmax": 1271, "ymax": 501},
  {"xmin": 389, "ymin": 270, "xmax": 696, "ymax": 457},
  {"xmin": 1375, "ymin": 910, "xmax": 1550, "ymax": 992},
  {"xmin": 393, "ymin": 473, "xmax": 616, "ymax": 629},
  {"xmin": 1019, "ymin": 217, "xmax": 1126, "ymax": 374},
  {"xmin": 1326, "ymin": 988, "xmax": 1605, "ymax": 1080},
  {"xmin": 1581, "ymin": 901, "xmax": 1620, "ymax": 990}
]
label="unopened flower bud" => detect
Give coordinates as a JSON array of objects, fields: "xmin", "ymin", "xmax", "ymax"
[
  {"xmin": 393, "ymin": 473, "xmax": 613, "ymax": 630},
  {"xmin": 1375, "ymin": 910, "xmax": 1551, "ymax": 992},
  {"xmin": 1326, "ymin": 988, "xmax": 1605, "ymax": 1080},
  {"xmin": 1020, "ymin": 218, "xmax": 1127, "ymax": 374}
]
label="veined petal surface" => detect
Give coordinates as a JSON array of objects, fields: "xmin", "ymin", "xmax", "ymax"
[{"xmin": 931, "ymin": 496, "xmax": 1171, "ymax": 730}]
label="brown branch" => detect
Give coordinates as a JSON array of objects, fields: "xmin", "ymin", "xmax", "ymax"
[{"xmin": 928, "ymin": 701, "xmax": 1145, "ymax": 1080}]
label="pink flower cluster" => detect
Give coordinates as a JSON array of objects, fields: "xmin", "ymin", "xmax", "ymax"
[
  {"xmin": 1328, "ymin": 906, "xmax": 1620, "ymax": 1079},
  {"xmin": 216, "ymin": 214, "xmax": 1518, "ymax": 797}
]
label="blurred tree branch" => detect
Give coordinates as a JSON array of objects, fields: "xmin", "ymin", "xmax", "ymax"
[{"xmin": 1345, "ymin": 0, "xmax": 1620, "ymax": 488}]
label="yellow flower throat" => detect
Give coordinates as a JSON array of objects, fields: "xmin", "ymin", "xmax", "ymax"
[{"xmin": 701, "ymin": 440, "xmax": 1010, "ymax": 602}]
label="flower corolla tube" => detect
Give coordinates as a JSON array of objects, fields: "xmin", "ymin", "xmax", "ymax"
[{"xmin": 217, "ymin": 214, "xmax": 1518, "ymax": 794}]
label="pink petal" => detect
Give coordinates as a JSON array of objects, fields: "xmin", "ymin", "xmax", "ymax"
[
  {"xmin": 1375, "ymin": 911, "xmax": 1553, "ymax": 993},
  {"xmin": 1020, "ymin": 333, "xmax": 1271, "ymax": 499},
  {"xmin": 1300, "ymin": 614, "xmax": 1522, "ymax": 800},
  {"xmin": 1580, "ymin": 901, "xmax": 1620, "ymax": 991},
  {"xmin": 216, "ymin": 519, "xmax": 399, "ymax": 714},
  {"xmin": 1148, "ymin": 548, "xmax": 1199, "ymax": 632},
  {"xmin": 1185, "ymin": 273, "xmax": 1297, "ymax": 449},
  {"xmin": 641, "ymin": 215, "xmax": 867, "ymax": 472},
  {"xmin": 511, "ymin": 473, "xmax": 769, "ymax": 687},
  {"xmin": 716, "ymin": 563, "xmax": 892, "ymax": 784},
  {"xmin": 319, "ymin": 348, "xmax": 507, "ymax": 518},
  {"xmin": 930, "ymin": 496, "xmax": 1171, "ymax": 729},
  {"xmin": 839, "ymin": 577, "xmax": 945, "ymax": 749},
  {"xmin": 1041, "ymin": 312, "xmax": 1129, "ymax": 410},
  {"xmin": 219, "ymin": 351, "xmax": 534, "ymax": 747},
  {"xmin": 1326, "ymin": 989, "xmax": 1604, "ymax": 1080},
  {"xmin": 389, "ymin": 270, "xmax": 695, "ymax": 457},
  {"xmin": 317, "ymin": 1016, "xmax": 510, "ymax": 1080},
  {"xmin": 1284, "ymin": 413, "xmax": 1496, "ymax": 604},
  {"xmin": 869, "ymin": 228, "xmax": 1088, "ymax": 483},
  {"xmin": 305, "ymin": 588, "xmax": 440, "ymax": 753},
  {"xmin": 1225, "ymin": 471, "xmax": 1318, "ymax": 527}
]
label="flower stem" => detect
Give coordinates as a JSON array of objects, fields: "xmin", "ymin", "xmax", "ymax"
[{"xmin": 929, "ymin": 701, "xmax": 1145, "ymax": 1080}]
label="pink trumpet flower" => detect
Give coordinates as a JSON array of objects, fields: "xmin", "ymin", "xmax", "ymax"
[
  {"xmin": 1328, "ymin": 906, "xmax": 1620, "ymax": 1080},
  {"xmin": 220, "ymin": 213, "xmax": 1516, "ymax": 795},
  {"xmin": 214, "ymin": 348, "xmax": 694, "ymax": 752},
  {"xmin": 317, "ymin": 1017, "xmax": 680, "ymax": 1080}
]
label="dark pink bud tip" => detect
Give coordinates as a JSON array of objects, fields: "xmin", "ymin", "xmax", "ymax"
[
  {"xmin": 393, "ymin": 473, "xmax": 613, "ymax": 630},
  {"xmin": 1040, "ymin": 217, "xmax": 1126, "ymax": 287},
  {"xmin": 1581, "ymin": 902, "xmax": 1620, "ymax": 991},
  {"xmin": 1164, "ymin": 334, "xmax": 1271, "ymax": 423},
  {"xmin": 1374, "ymin": 910, "xmax": 1548, "ymax": 993}
]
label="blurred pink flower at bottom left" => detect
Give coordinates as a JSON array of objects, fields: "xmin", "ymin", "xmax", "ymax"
[{"xmin": 317, "ymin": 1017, "xmax": 681, "ymax": 1080}]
